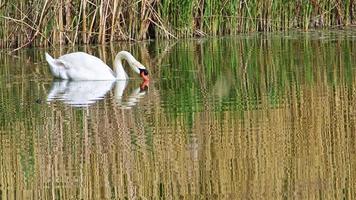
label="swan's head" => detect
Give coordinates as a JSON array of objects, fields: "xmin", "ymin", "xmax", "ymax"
[
  {"xmin": 139, "ymin": 68, "xmax": 149, "ymax": 81},
  {"xmin": 133, "ymin": 62, "xmax": 149, "ymax": 81}
]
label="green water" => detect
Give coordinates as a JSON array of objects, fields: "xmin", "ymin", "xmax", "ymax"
[{"xmin": 1, "ymin": 32, "xmax": 356, "ymax": 199}]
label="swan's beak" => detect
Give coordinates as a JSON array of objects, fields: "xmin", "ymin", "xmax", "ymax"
[{"xmin": 139, "ymin": 69, "xmax": 149, "ymax": 81}]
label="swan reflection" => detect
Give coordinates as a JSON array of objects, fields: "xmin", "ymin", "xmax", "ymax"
[
  {"xmin": 115, "ymin": 80, "xmax": 149, "ymax": 109},
  {"xmin": 47, "ymin": 80, "xmax": 148, "ymax": 108}
]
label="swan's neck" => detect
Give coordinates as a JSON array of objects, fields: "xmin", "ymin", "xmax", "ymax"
[{"xmin": 113, "ymin": 51, "xmax": 140, "ymax": 80}]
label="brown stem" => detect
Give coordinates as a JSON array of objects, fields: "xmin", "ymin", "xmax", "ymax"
[{"xmin": 82, "ymin": 0, "xmax": 87, "ymax": 44}]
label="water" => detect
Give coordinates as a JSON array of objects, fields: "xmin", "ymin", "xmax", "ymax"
[{"xmin": 1, "ymin": 31, "xmax": 356, "ymax": 199}]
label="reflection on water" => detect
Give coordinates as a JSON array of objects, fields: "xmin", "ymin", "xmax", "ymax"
[
  {"xmin": 47, "ymin": 80, "xmax": 114, "ymax": 107},
  {"xmin": 1, "ymin": 32, "xmax": 356, "ymax": 199},
  {"xmin": 114, "ymin": 80, "xmax": 149, "ymax": 109},
  {"xmin": 47, "ymin": 80, "xmax": 148, "ymax": 108}
]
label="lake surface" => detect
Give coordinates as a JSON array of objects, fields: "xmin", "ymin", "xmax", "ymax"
[{"xmin": 1, "ymin": 31, "xmax": 356, "ymax": 199}]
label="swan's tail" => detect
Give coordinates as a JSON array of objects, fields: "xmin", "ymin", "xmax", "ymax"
[{"xmin": 45, "ymin": 52, "xmax": 60, "ymax": 78}]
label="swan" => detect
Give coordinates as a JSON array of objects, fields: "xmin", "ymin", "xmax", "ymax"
[{"xmin": 45, "ymin": 51, "xmax": 149, "ymax": 81}]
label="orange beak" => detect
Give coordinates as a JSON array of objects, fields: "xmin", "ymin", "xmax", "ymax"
[{"xmin": 140, "ymin": 72, "xmax": 149, "ymax": 81}]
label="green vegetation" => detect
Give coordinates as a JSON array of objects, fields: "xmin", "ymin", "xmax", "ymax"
[{"xmin": 0, "ymin": 0, "xmax": 355, "ymax": 49}]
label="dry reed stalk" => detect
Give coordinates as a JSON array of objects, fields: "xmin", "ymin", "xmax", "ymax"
[
  {"xmin": 109, "ymin": 0, "xmax": 118, "ymax": 42},
  {"xmin": 82, "ymin": 0, "xmax": 87, "ymax": 44},
  {"xmin": 10, "ymin": 0, "xmax": 49, "ymax": 52},
  {"xmin": 114, "ymin": 1, "xmax": 129, "ymax": 40},
  {"xmin": 335, "ymin": 0, "xmax": 344, "ymax": 25},
  {"xmin": 98, "ymin": 0, "xmax": 103, "ymax": 43},
  {"xmin": 139, "ymin": 0, "xmax": 154, "ymax": 40},
  {"xmin": 97, "ymin": 0, "xmax": 110, "ymax": 44},
  {"xmin": 58, "ymin": 0, "xmax": 65, "ymax": 45},
  {"xmin": 65, "ymin": 0, "xmax": 71, "ymax": 34},
  {"xmin": 73, "ymin": 0, "xmax": 84, "ymax": 45},
  {"xmin": 88, "ymin": 4, "xmax": 98, "ymax": 43}
]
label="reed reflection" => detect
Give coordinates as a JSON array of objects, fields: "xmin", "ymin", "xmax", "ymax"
[{"xmin": 1, "ymin": 33, "xmax": 356, "ymax": 199}]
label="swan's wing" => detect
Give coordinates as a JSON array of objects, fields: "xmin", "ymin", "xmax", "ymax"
[
  {"xmin": 55, "ymin": 59, "xmax": 70, "ymax": 69},
  {"xmin": 58, "ymin": 52, "xmax": 116, "ymax": 80},
  {"xmin": 46, "ymin": 53, "xmax": 70, "ymax": 78}
]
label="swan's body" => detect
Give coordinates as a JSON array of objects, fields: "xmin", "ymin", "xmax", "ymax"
[{"xmin": 45, "ymin": 51, "xmax": 149, "ymax": 81}]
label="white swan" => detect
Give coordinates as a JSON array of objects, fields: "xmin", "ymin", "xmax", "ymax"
[{"xmin": 45, "ymin": 51, "xmax": 149, "ymax": 81}]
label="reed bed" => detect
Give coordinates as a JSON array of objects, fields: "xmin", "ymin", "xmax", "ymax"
[{"xmin": 0, "ymin": 0, "xmax": 356, "ymax": 49}]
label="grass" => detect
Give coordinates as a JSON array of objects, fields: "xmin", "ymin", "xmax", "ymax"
[{"xmin": 0, "ymin": 0, "xmax": 356, "ymax": 49}]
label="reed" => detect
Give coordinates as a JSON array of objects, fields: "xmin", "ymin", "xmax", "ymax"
[{"xmin": 0, "ymin": 0, "xmax": 356, "ymax": 49}]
